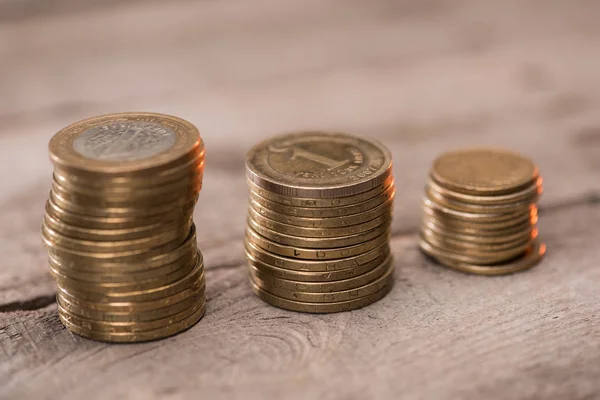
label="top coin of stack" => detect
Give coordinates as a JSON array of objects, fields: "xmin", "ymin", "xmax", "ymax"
[
  {"xmin": 419, "ymin": 148, "xmax": 545, "ymax": 275},
  {"xmin": 244, "ymin": 132, "xmax": 395, "ymax": 313},
  {"xmin": 41, "ymin": 112, "xmax": 207, "ymax": 342}
]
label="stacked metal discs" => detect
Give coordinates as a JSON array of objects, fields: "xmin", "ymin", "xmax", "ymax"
[
  {"xmin": 41, "ymin": 112, "xmax": 206, "ymax": 342},
  {"xmin": 419, "ymin": 148, "xmax": 546, "ymax": 275},
  {"xmin": 244, "ymin": 132, "xmax": 395, "ymax": 313}
]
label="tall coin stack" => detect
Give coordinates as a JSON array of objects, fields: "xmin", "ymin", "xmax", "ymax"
[
  {"xmin": 244, "ymin": 132, "xmax": 395, "ymax": 313},
  {"xmin": 41, "ymin": 112, "xmax": 206, "ymax": 342},
  {"xmin": 419, "ymin": 148, "xmax": 546, "ymax": 275}
]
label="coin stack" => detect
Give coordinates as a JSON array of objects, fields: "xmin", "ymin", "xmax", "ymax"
[
  {"xmin": 244, "ymin": 132, "xmax": 395, "ymax": 313},
  {"xmin": 419, "ymin": 148, "xmax": 546, "ymax": 275},
  {"xmin": 41, "ymin": 112, "xmax": 206, "ymax": 342}
]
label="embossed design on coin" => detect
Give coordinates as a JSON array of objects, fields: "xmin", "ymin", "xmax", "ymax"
[
  {"xmin": 432, "ymin": 149, "xmax": 538, "ymax": 195},
  {"xmin": 246, "ymin": 132, "xmax": 392, "ymax": 198},
  {"xmin": 73, "ymin": 121, "xmax": 176, "ymax": 162}
]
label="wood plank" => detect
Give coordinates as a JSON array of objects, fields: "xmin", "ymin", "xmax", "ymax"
[{"xmin": 1, "ymin": 201, "xmax": 599, "ymax": 399}]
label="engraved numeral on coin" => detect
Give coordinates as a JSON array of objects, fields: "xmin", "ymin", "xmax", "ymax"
[{"xmin": 270, "ymin": 145, "xmax": 350, "ymax": 171}]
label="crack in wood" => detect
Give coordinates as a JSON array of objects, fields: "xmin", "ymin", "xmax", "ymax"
[{"xmin": 0, "ymin": 294, "xmax": 55, "ymax": 313}]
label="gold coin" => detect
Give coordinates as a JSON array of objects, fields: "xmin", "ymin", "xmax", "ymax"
[
  {"xmin": 425, "ymin": 186, "xmax": 536, "ymax": 214},
  {"xmin": 426, "ymin": 177, "xmax": 542, "ymax": 206},
  {"xmin": 51, "ymin": 178, "xmax": 202, "ymax": 208},
  {"xmin": 247, "ymin": 202, "xmax": 392, "ymax": 238},
  {"xmin": 49, "ymin": 189, "xmax": 198, "ymax": 218},
  {"xmin": 58, "ymin": 301, "xmax": 206, "ymax": 343},
  {"xmin": 431, "ymin": 148, "xmax": 539, "ymax": 196},
  {"xmin": 250, "ymin": 279, "xmax": 392, "ymax": 313},
  {"xmin": 421, "ymin": 207, "xmax": 535, "ymax": 232},
  {"xmin": 246, "ymin": 132, "xmax": 393, "ymax": 198},
  {"xmin": 250, "ymin": 196, "xmax": 393, "ymax": 229},
  {"xmin": 247, "ymin": 176, "xmax": 394, "ymax": 208},
  {"xmin": 245, "ymin": 249, "xmax": 390, "ymax": 282},
  {"xmin": 419, "ymin": 235, "xmax": 532, "ymax": 265},
  {"xmin": 45, "ymin": 197, "xmax": 195, "ymax": 230},
  {"xmin": 249, "ymin": 184, "xmax": 395, "ymax": 218},
  {"xmin": 421, "ymin": 239, "xmax": 546, "ymax": 275},
  {"xmin": 47, "ymin": 227, "xmax": 197, "ymax": 272},
  {"xmin": 246, "ymin": 227, "xmax": 390, "ymax": 260},
  {"xmin": 422, "ymin": 217, "xmax": 535, "ymax": 244},
  {"xmin": 49, "ymin": 252, "xmax": 197, "ymax": 293},
  {"xmin": 57, "ymin": 280, "xmax": 204, "ymax": 313},
  {"xmin": 247, "ymin": 215, "xmax": 391, "ymax": 249},
  {"xmin": 42, "ymin": 218, "xmax": 192, "ymax": 254},
  {"xmin": 244, "ymin": 239, "xmax": 389, "ymax": 273},
  {"xmin": 423, "ymin": 197, "xmax": 530, "ymax": 223},
  {"xmin": 57, "ymin": 285, "xmax": 204, "ymax": 323},
  {"xmin": 61, "ymin": 261, "xmax": 204, "ymax": 303},
  {"xmin": 49, "ymin": 112, "xmax": 204, "ymax": 176},
  {"xmin": 249, "ymin": 254, "xmax": 392, "ymax": 293},
  {"xmin": 421, "ymin": 227, "xmax": 536, "ymax": 253}
]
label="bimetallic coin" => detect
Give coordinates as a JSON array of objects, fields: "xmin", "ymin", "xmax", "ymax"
[
  {"xmin": 420, "ymin": 239, "xmax": 546, "ymax": 275},
  {"xmin": 249, "ymin": 184, "xmax": 395, "ymax": 218},
  {"xmin": 245, "ymin": 239, "xmax": 389, "ymax": 273},
  {"xmin": 247, "ymin": 176, "xmax": 394, "ymax": 208},
  {"xmin": 49, "ymin": 112, "xmax": 203, "ymax": 175},
  {"xmin": 247, "ymin": 216, "xmax": 391, "ymax": 249},
  {"xmin": 246, "ymin": 132, "xmax": 392, "ymax": 198},
  {"xmin": 246, "ymin": 227, "xmax": 390, "ymax": 260},
  {"xmin": 58, "ymin": 301, "xmax": 206, "ymax": 343},
  {"xmin": 249, "ymin": 255, "xmax": 392, "ymax": 293},
  {"xmin": 250, "ymin": 279, "xmax": 393, "ymax": 313}
]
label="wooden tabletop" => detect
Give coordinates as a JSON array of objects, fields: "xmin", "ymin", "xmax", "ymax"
[{"xmin": 1, "ymin": 1, "xmax": 599, "ymax": 399}]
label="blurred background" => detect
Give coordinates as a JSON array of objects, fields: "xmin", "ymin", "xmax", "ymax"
[{"xmin": 1, "ymin": 0, "xmax": 600, "ymax": 290}]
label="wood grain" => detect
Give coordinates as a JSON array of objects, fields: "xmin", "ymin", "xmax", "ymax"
[{"xmin": 0, "ymin": 0, "xmax": 599, "ymax": 399}]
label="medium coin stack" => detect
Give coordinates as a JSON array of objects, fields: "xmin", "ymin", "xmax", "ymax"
[
  {"xmin": 244, "ymin": 132, "xmax": 395, "ymax": 313},
  {"xmin": 419, "ymin": 148, "xmax": 546, "ymax": 275},
  {"xmin": 41, "ymin": 112, "xmax": 206, "ymax": 342}
]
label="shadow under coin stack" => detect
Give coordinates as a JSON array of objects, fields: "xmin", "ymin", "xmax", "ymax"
[
  {"xmin": 244, "ymin": 132, "xmax": 395, "ymax": 313},
  {"xmin": 419, "ymin": 148, "xmax": 546, "ymax": 275},
  {"xmin": 41, "ymin": 112, "xmax": 206, "ymax": 342}
]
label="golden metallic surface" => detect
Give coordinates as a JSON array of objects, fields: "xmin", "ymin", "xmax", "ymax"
[
  {"xmin": 431, "ymin": 148, "xmax": 539, "ymax": 196},
  {"xmin": 419, "ymin": 148, "xmax": 544, "ymax": 275},
  {"xmin": 247, "ymin": 215, "xmax": 391, "ymax": 249},
  {"xmin": 251, "ymin": 196, "xmax": 394, "ymax": 228},
  {"xmin": 244, "ymin": 239, "xmax": 389, "ymax": 273},
  {"xmin": 247, "ymin": 176, "xmax": 394, "ymax": 208},
  {"xmin": 246, "ymin": 227, "xmax": 390, "ymax": 260},
  {"xmin": 246, "ymin": 132, "xmax": 393, "ymax": 198},
  {"xmin": 58, "ymin": 301, "xmax": 206, "ymax": 343},
  {"xmin": 244, "ymin": 133, "xmax": 395, "ymax": 312},
  {"xmin": 249, "ymin": 184, "xmax": 395, "ymax": 218},
  {"xmin": 250, "ymin": 255, "xmax": 393, "ymax": 294},
  {"xmin": 49, "ymin": 112, "xmax": 203, "ymax": 175},
  {"xmin": 250, "ymin": 279, "xmax": 393, "ymax": 313},
  {"xmin": 43, "ymin": 113, "xmax": 206, "ymax": 342},
  {"xmin": 420, "ymin": 239, "xmax": 546, "ymax": 276}
]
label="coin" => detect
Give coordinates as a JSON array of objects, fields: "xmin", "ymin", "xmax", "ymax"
[
  {"xmin": 249, "ymin": 254, "xmax": 392, "ymax": 293},
  {"xmin": 246, "ymin": 132, "xmax": 392, "ymax": 198},
  {"xmin": 58, "ymin": 301, "xmax": 206, "ymax": 343},
  {"xmin": 422, "ymin": 217, "xmax": 535, "ymax": 244},
  {"xmin": 250, "ymin": 280, "xmax": 393, "ymax": 313},
  {"xmin": 249, "ymin": 184, "xmax": 395, "ymax": 218},
  {"xmin": 421, "ymin": 239, "xmax": 546, "ymax": 275},
  {"xmin": 246, "ymin": 227, "xmax": 390, "ymax": 260},
  {"xmin": 245, "ymin": 239, "xmax": 389, "ymax": 273},
  {"xmin": 425, "ymin": 186, "xmax": 535, "ymax": 214},
  {"xmin": 247, "ymin": 176, "xmax": 394, "ymax": 208},
  {"xmin": 431, "ymin": 148, "xmax": 539, "ymax": 196}
]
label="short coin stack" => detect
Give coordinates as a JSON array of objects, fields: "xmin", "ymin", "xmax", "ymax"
[
  {"xmin": 41, "ymin": 112, "xmax": 206, "ymax": 342},
  {"xmin": 419, "ymin": 148, "xmax": 545, "ymax": 275},
  {"xmin": 245, "ymin": 132, "xmax": 395, "ymax": 313}
]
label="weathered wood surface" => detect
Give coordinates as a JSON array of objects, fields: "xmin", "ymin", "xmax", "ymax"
[{"xmin": 1, "ymin": 1, "xmax": 599, "ymax": 399}]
